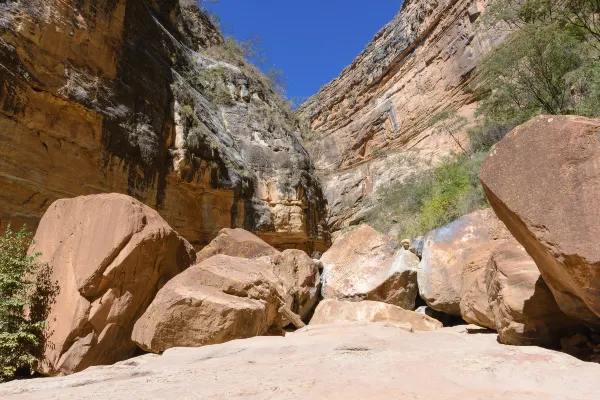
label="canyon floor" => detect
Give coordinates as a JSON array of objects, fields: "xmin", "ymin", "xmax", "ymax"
[{"xmin": 1, "ymin": 323, "xmax": 599, "ymax": 400}]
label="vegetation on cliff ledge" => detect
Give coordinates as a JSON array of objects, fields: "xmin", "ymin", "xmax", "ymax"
[{"xmin": 365, "ymin": 0, "xmax": 600, "ymax": 239}]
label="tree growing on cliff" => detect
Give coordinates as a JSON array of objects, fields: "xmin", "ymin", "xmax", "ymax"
[
  {"xmin": 478, "ymin": 0, "xmax": 600, "ymax": 122},
  {"xmin": 0, "ymin": 225, "xmax": 58, "ymax": 382}
]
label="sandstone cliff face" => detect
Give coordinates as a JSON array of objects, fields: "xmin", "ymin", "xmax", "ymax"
[
  {"xmin": 0, "ymin": 0, "xmax": 328, "ymax": 252},
  {"xmin": 298, "ymin": 0, "xmax": 504, "ymax": 231}
]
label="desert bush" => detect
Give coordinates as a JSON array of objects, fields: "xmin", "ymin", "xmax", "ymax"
[
  {"xmin": 0, "ymin": 225, "xmax": 58, "ymax": 382},
  {"xmin": 364, "ymin": 152, "xmax": 488, "ymax": 238}
]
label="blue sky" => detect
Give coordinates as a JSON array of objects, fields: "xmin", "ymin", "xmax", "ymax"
[{"xmin": 209, "ymin": 1, "xmax": 402, "ymax": 103}]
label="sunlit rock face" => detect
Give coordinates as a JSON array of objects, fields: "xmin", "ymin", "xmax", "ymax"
[
  {"xmin": 297, "ymin": 0, "xmax": 506, "ymax": 232},
  {"xmin": 0, "ymin": 0, "xmax": 329, "ymax": 253}
]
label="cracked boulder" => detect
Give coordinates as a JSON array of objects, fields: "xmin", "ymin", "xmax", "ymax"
[
  {"xmin": 132, "ymin": 255, "xmax": 289, "ymax": 353},
  {"xmin": 320, "ymin": 225, "xmax": 419, "ymax": 310},
  {"xmin": 30, "ymin": 194, "xmax": 196, "ymax": 376},
  {"xmin": 195, "ymin": 229, "xmax": 322, "ymax": 322}
]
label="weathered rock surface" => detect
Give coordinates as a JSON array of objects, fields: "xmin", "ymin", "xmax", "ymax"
[
  {"xmin": 195, "ymin": 228, "xmax": 281, "ymax": 263},
  {"xmin": 297, "ymin": 0, "xmax": 507, "ymax": 231},
  {"xmin": 310, "ymin": 299, "xmax": 442, "ymax": 331},
  {"xmin": 321, "ymin": 225, "xmax": 419, "ymax": 309},
  {"xmin": 480, "ymin": 115, "xmax": 600, "ymax": 328},
  {"xmin": 132, "ymin": 255, "xmax": 284, "ymax": 353},
  {"xmin": 29, "ymin": 194, "xmax": 195, "ymax": 375},
  {"xmin": 417, "ymin": 209, "xmax": 510, "ymax": 325},
  {"xmin": 486, "ymin": 238, "xmax": 584, "ymax": 347},
  {"xmin": 0, "ymin": 0, "xmax": 328, "ymax": 252},
  {"xmin": 272, "ymin": 249, "xmax": 322, "ymax": 321},
  {"xmin": 195, "ymin": 228, "xmax": 321, "ymax": 321},
  {"xmin": 3, "ymin": 323, "xmax": 600, "ymax": 399}
]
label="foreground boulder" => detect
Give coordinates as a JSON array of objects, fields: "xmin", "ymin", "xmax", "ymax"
[
  {"xmin": 321, "ymin": 225, "xmax": 419, "ymax": 309},
  {"xmin": 417, "ymin": 209, "xmax": 510, "ymax": 326},
  {"xmin": 310, "ymin": 300, "xmax": 442, "ymax": 331},
  {"xmin": 3, "ymin": 324, "xmax": 600, "ymax": 399},
  {"xmin": 195, "ymin": 229, "xmax": 321, "ymax": 322},
  {"xmin": 486, "ymin": 239, "xmax": 584, "ymax": 347},
  {"xmin": 480, "ymin": 115, "xmax": 600, "ymax": 328},
  {"xmin": 30, "ymin": 194, "xmax": 195, "ymax": 375},
  {"xmin": 132, "ymin": 255, "xmax": 284, "ymax": 353}
]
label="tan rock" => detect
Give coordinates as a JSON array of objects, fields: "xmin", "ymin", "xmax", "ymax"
[
  {"xmin": 196, "ymin": 228, "xmax": 281, "ymax": 264},
  {"xmin": 272, "ymin": 249, "xmax": 322, "ymax": 321},
  {"xmin": 321, "ymin": 225, "xmax": 419, "ymax": 309},
  {"xmin": 486, "ymin": 239, "xmax": 585, "ymax": 346},
  {"xmin": 132, "ymin": 254, "xmax": 287, "ymax": 353},
  {"xmin": 480, "ymin": 115, "xmax": 600, "ymax": 328},
  {"xmin": 4, "ymin": 324, "xmax": 600, "ymax": 399},
  {"xmin": 196, "ymin": 229, "xmax": 321, "ymax": 321},
  {"xmin": 417, "ymin": 209, "xmax": 510, "ymax": 326},
  {"xmin": 310, "ymin": 299, "xmax": 442, "ymax": 331},
  {"xmin": 29, "ymin": 194, "xmax": 195, "ymax": 375}
]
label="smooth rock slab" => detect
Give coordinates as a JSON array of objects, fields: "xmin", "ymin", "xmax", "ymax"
[
  {"xmin": 2, "ymin": 324, "xmax": 600, "ymax": 399},
  {"xmin": 310, "ymin": 299, "xmax": 442, "ymax": 331}
]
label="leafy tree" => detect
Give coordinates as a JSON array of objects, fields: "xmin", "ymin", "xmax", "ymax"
[
  {"xmin": 476, "ymin": 22, "xmax": 585, "ymax": 120},
  {"xmin": 0, "ymin": 225, "xmax": 58, "ymax": 382}
]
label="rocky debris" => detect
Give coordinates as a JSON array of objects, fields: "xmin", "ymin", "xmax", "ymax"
[
  {"xmin": 29, "ymin": 194, "xmax": 196, "ymax": 375},
  {"xmin": 320, "ymin": 225, "xmax": 419, "ymax": 309},
  {"xmin": 417, "ymin": 209, "xmax": 510, "ymax": 324},
  {"xmin": 132, "ymin": 255, "xmax": 285, "ymax": 353},
  {"xmin": 486, "ymin": 238, "xmax": 584, "ymax": 347},
  {"xmin": 297, "ymin": 0, "xmax": 507, "ymax": 232},
  {"xmin": 195, "ymin": 228, "xmax": 321, "ymax": 322},
  {"xmin": 310, "ymin": 300, "xmax": 442, "ymax": 331},
  {"xmin": 480, "ymin": 115, "xmax": 600, "ymax": 328},
  {"xmin": 3, "ymin": 323, "xmax": 600, "ymax": 399},
  {"xmin": 195, "ymin": 228, "xmax": 281, "ymax": 264},
  {"xmin": 0, "ymin": 0, "xmax": 328, "ymax": 253}
]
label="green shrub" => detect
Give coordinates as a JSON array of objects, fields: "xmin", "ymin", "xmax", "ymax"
[
  {"xmin": 364, "ymin": 153, "xmax": 488, "ymax": 238},
  {"xmin": 0, "ymin": 225, "xmax": 57, "ymax": 382}
]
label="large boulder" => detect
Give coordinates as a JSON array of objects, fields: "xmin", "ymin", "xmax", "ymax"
[
  {"xmin": 29, "ymin": 194, "xmax": 195, "ymax": 375},
  {"xmin": 132, "ymin": 255, "xmax": 284, "ymax": 353},
  {"xmin": 195, "ymin": 228, "xmax": 281, "ymax": 264},
  {"xmin": 196, "ymin": 229, "xmax": 321, "ymax": 322},
  {"xmin": 480, "ymin": 115, "xmax": 600, "ymax": 327},
  {"xmin": 486, "ymin": 239, "xmax": 585, "ymax": 347},
  {"xmin": 310, "ymin": 300, "xmax": 442, "ymax": 331},
  {"xmin": 417, "ymin": 209, "xmax": 510, "ymax": 326},
  {"xmin": 320, "ymin": 225, "xmax": 419, "ymax": 309}
]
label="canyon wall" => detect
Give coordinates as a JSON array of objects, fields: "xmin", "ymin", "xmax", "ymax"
[
  {"xmin": 298, "ymin": 0, "xmax": 505, "ymax": 233},
  {"xmin": 0, "ymin": 0, "xmax": 328, "ymax": 252}
]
